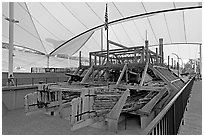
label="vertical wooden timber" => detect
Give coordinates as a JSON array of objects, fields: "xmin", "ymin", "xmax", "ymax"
[
  {"xmin": 168, "ymin": 56, "xmax": 170, "ymax": 69},
  {"xmin": 140, "ymin": 47, "xmax": 145, "ymax": 63},
  {"xmin": 145, "ymin": 40, "xmax": 149, "ymax": 61},
  {"xmin": 105, "ymin": 4, "xmax": 109, "ymax": 64},
  {"xmin": 134, "ymin": 48, "xmax": 137, "ymax": 63},
  {"xmin": 101, "ymin": 28, "xmax": 103, "ymax": 51},
  {"xmin": 94, "ymin": 54, "xmax": 97, "ymax": 65},
  {"xmin": 171, "ymin": 58, "xmax": 174, "ymax": 69},
  {"xmin": 79, "ymin": 51, "xmax": 82, "ymax": 67},
  {"xmin": 159, "ymin": 38, "xmax": 163, "ymax": 64},
  {"xmin": 89, "ymin": 53, "xmax": 92, "ymax": 66},
  {"xmin": 140, "ymin": 40, "xmax": 149, "ymax": 86},
  {"xmin": 156, "ymin": 48, "xmax": 159, "ymax": 65},
  {"xmin": 99, "ymin": 56, "xmax": 101, "ymax": 65}
]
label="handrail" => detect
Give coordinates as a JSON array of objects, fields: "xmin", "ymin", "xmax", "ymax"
[{"xmin": 142, "ymin": 76, "xmax": 195, "ymax": 134}]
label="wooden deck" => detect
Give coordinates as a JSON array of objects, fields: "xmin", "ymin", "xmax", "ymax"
[{"xmin": 178, "ymin": 80, "xmax": 202, "ymax": 135}]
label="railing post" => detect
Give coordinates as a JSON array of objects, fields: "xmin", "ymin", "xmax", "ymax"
[{"xmin": 173, "ymin": 103, "xmax": 176, "ymax": 134}]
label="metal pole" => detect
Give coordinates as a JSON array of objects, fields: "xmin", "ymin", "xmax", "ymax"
[{"xmin": 8, "ymin": 2, "xmax": 14, "ymax": 86}]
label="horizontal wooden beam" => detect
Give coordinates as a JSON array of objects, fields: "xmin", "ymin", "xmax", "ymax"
[{"xmin": 108, "ymin": 40, "xmax": 128, "ymax": 49}]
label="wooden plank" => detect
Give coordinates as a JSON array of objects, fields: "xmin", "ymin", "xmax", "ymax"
[
  {"xmin": 137, "ymin": 88, "xmax": 167, "ymax": 115},
  {"xmin": 117, "ymin": 85, "xmax": 165, "ymax": 91},
  {"xmin": 89, "ymin": 88, "xmax": 95, "ymax": 112},
  {"xmin": 106, "ymin": 89, "xmax": 130, "ymax": 132},
  {"xmin": 139, "ymin": 60, "xmax": 149, "ymax": 86},
  {"xmin": 58, "ymin": 90, "xmax": 63, "ymax": 117},
  {"xmin": 24, "ymin": 95, "xmax": 28, "ymax": 113},
  {"xmin": 71, "ymin": 98, "xmax": 78, "ymax": 124},
  {"xmin": 108, "ymin": 40, "xmax": 128, "ymax": 49},
  {"xmin": 33, "ymin": 92, "xmax": 38, "ymax": 110},
  {"xmin": 81, "ymin": 65, "xmax": 93, "ymax": 83},
  {"xmin": 171, "ymin": 78, "xmax": 181, "ymax": 83},
  {"xmin": 78, "ymin": 97, "xmax": 82, "ymax": 121},
  {"xmin": 82, "ymin": 89, "xmax": 89, "ymax": 120},
  {"xmin": 116, "ymin": 63, "xmax": 127, "ymax": 86},
  {"xmin": 150, "ymin": 66, "xmax": 178, "ymax": 92},
  {"xmin": 71, "ymin": 118, "xmax": 95, "ymax": 131}
]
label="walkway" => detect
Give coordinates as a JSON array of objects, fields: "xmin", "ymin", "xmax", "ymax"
[{"xmin": 178, "ymin": 80, "xmax": 202, "ymax": 135}]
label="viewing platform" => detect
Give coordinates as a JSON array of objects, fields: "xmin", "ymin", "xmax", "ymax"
[{"xmin": 178, "ymin": 80, "xmax": 202, "ymax": 135}]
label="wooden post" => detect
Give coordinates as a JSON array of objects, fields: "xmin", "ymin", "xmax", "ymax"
[
  {"xmin": 89, "ymin": 53, "xmax": 92, "ymax": 66},
  {"xmin": 159, "ymin": 38, "xmax": 163, "ymax": 63},
  {"xmin": 140, "ymin": 58, "xmax": 149, "ymax": 86},
  {"xmin": 134, "ymin": 48, "xmax": 137, "ymax": 63},
  {"xmin": 145, "ymin": 40, "xmax": 149, "ymax": 62},
  {"xmin": 101, "ymin": 28, "xmax": 103, "ymax": 51},
  {"xmin": 156, "ymin": 48, "xmax": 158, "ymax": 65},
  {"xmin": 94, "ymin": 54, "xmax": 97, "ymax": 65},
  {"xmin": 171, "ymin": 58, "xmax": 174, "ymax": 69},
  {"xmin": 168, "ymin": 56, "xmax": 170, "ymax": 69},
  {"xmin": 99, "ymin": 56, "xmax": 101, "ymax": 65},
  {"xmin": 140, "ymin": 47, "xmax": 145, "ymax": 63},
  {"xmin": 79, "ymin": 51, "xmax": 82, "ymax": 67}
]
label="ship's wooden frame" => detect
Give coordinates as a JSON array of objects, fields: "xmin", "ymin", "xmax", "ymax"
[{"xmin": 24, "ymin": 39, "xmax": 186, "ymax": 133}]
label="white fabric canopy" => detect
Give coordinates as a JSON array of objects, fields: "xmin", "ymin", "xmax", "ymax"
[{"xmin": 2, "ymin": 2, "xmax": 202, "ymax": 60}]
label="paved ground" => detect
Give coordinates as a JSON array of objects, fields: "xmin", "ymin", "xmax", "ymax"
[
  {"xmin": 178, "ymin": 80, "xmax": 202, "ymax": 135},
  {"xmin": 2, "ymin": 108, "xmax": 143, "ymax": 135}
]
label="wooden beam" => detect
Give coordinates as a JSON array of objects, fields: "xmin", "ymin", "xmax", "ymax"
[
  {"xmin": 79, "ymin": 51, "xmax": 82, "ymax": 67},
  {"xmin": 150, "ymin": 66, "xmax": 178, "ymax": 92},
  {"xmin": 108, "ymin": 40, "xmax": 128, "ymax": 49},
  {"xmin": 137, "ymin": 88, "xmax": 167, "ymax": 115},
  {"xmin": 80, "ymin": 65, "xmax": 94, "ymax": 84},
  {"xmin": 106, "ymin": 89, "xmax": 130, "ymax": 133},
  {"xmin": 89, "ymin": 53, "xmax": 92, "ymax": 66},
  {"xmin": 116, "ymin": 63, "xmax": 128, "ymax": 86},
  {"xmin": 117, "ymin": 84, "xmax": 165, "ymax": 91},
  {"xmin": 156, "ymin": 48, "xmax": 158, "ymax": 64},
  {"xmin": 139, "ymin": 59, "xmax": 149, "ymax": 86}
]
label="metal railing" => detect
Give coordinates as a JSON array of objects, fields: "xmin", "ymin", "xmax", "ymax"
[{"xmin": 142, "ymin": 76, "xmax": 195, "ymax": 135}]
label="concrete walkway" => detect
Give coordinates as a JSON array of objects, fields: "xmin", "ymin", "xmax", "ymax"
[{"xmin": 178, "ymin": 80, "xmax": 202, "ymax": 135}]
